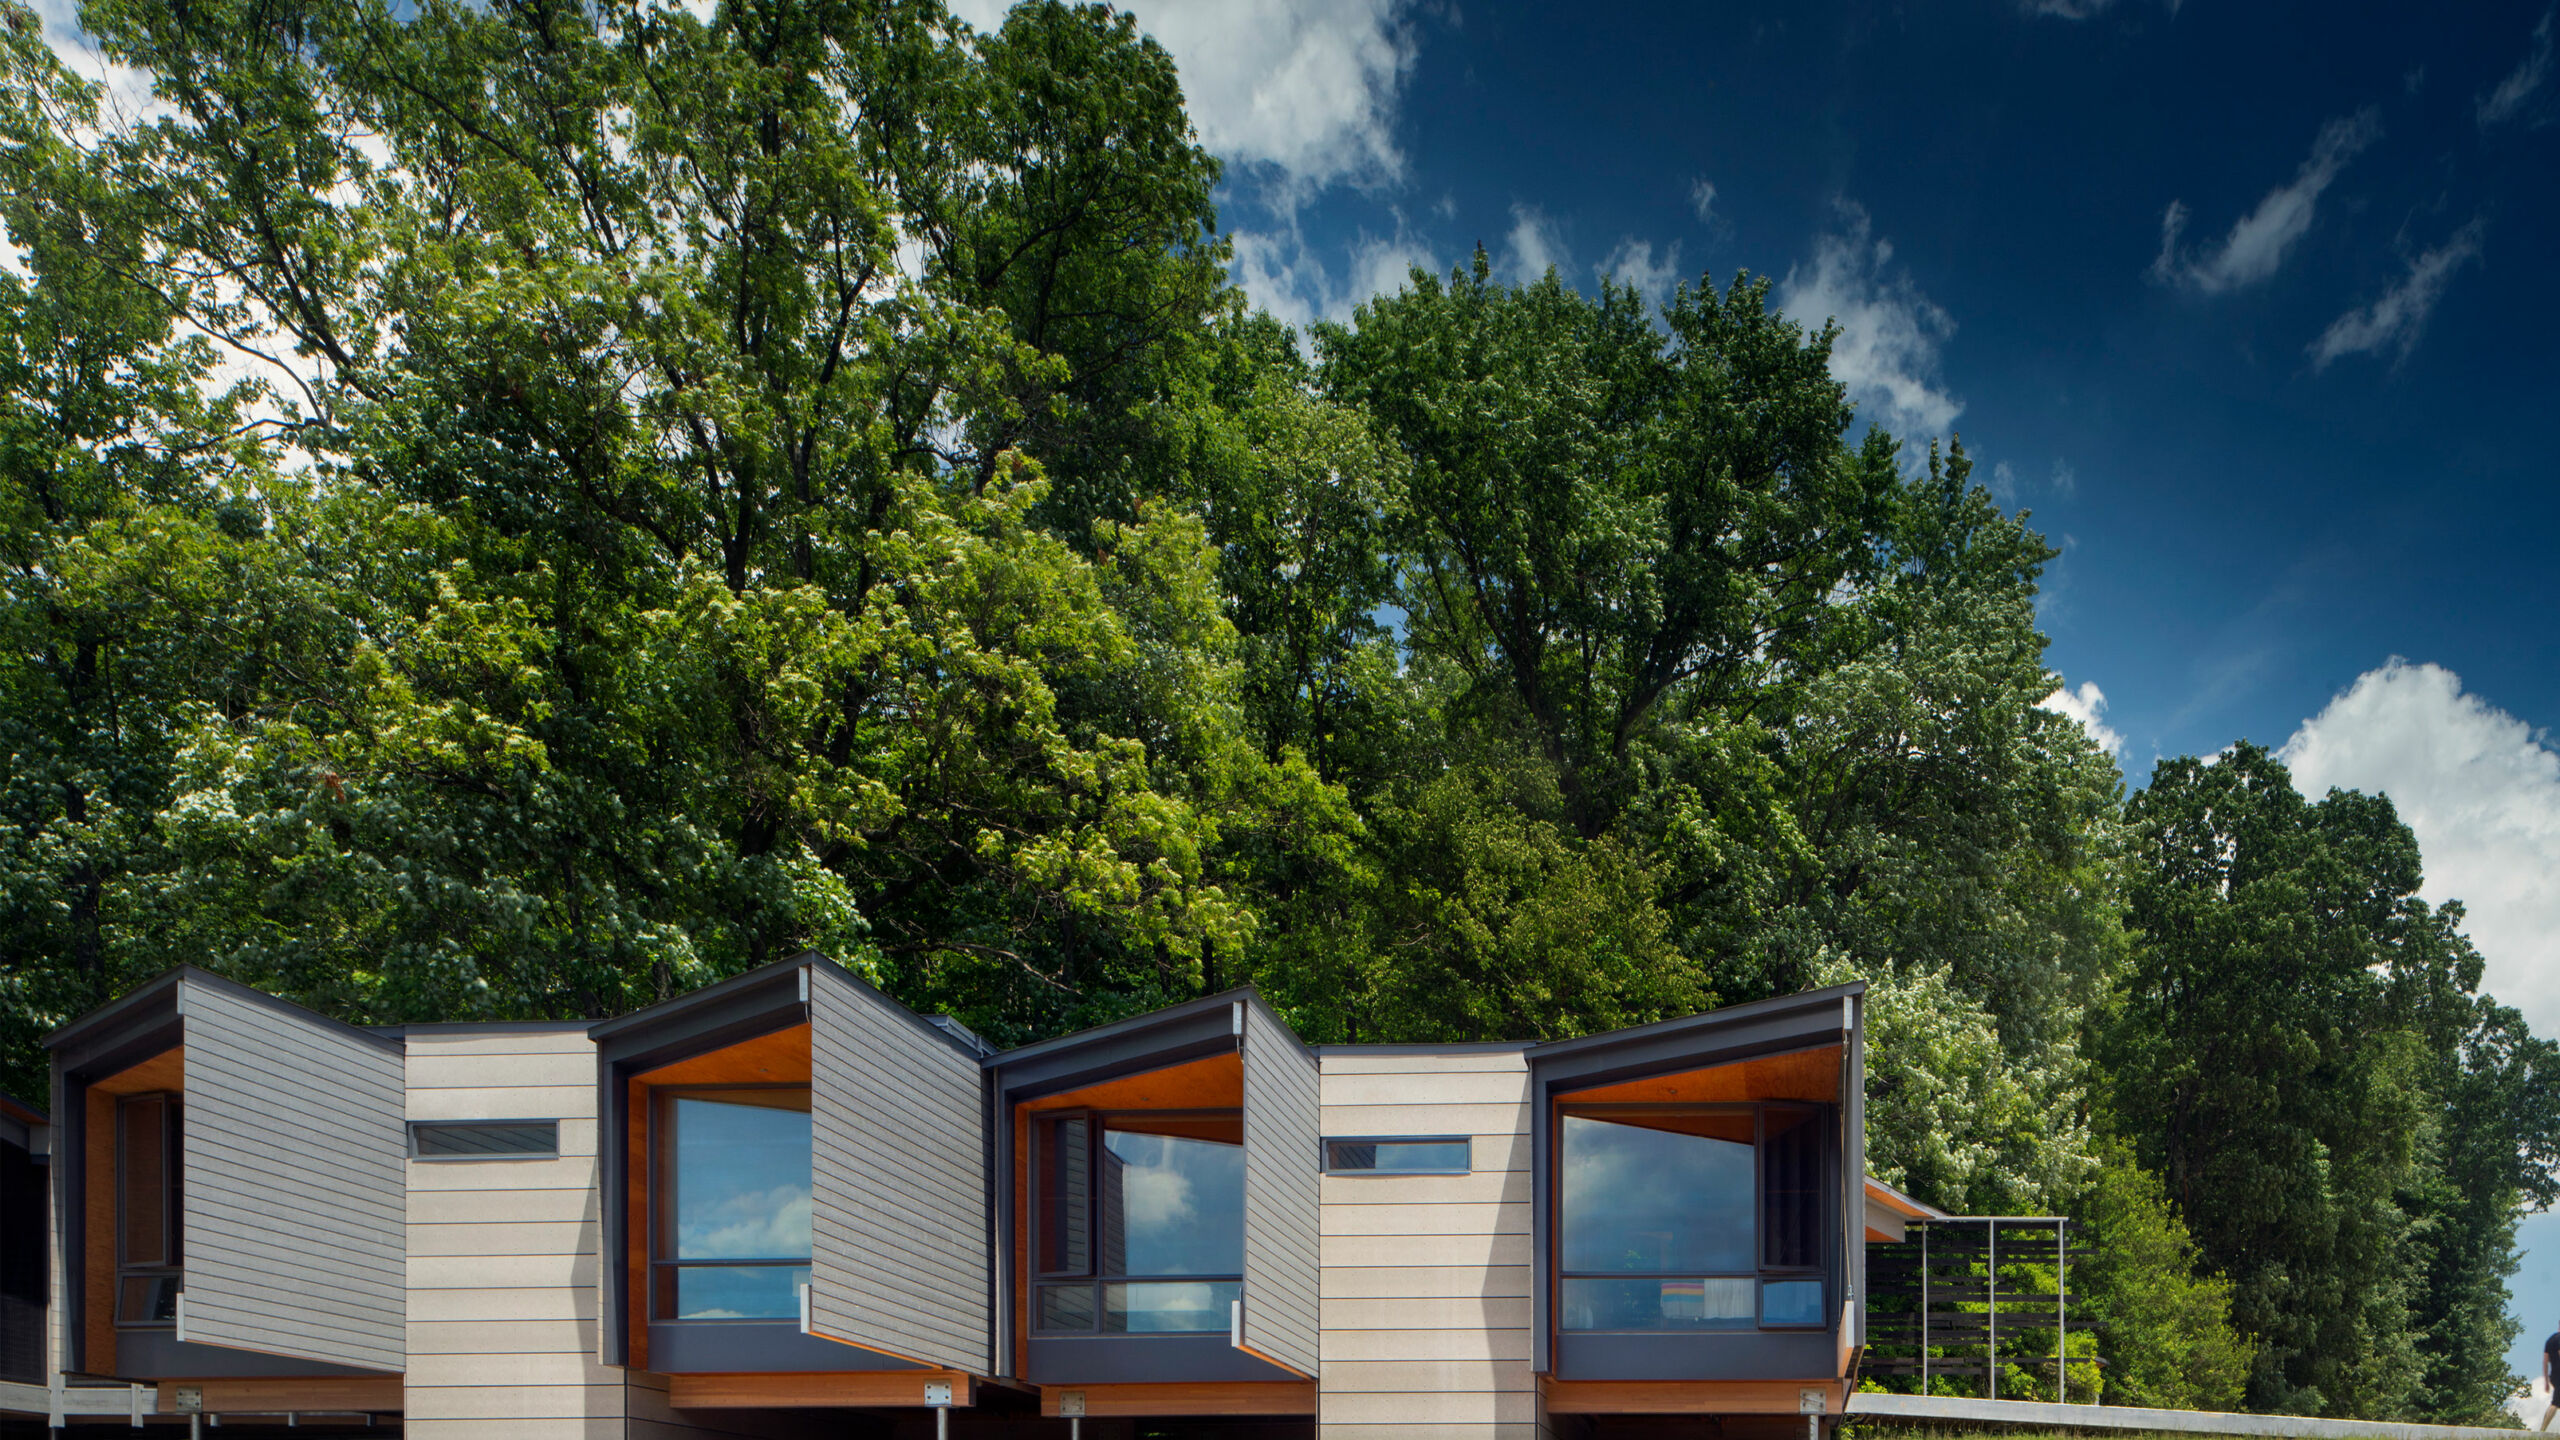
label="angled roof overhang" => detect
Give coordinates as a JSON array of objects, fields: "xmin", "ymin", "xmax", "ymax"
[{"xmin": 46, "ymin": 967, "xmax": 407, "ymax": 1377}]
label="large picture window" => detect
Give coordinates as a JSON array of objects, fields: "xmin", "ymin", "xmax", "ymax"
[
  {"xmin": 1032, "ymin": 1111, "xmax": 1244, "ymax": 1335},
  {"xmin": 115, "ymin": 1093, "xmax": 182, "ymax": 1326},
  {"xmin": 1558, "ymin": 1102, "xmax": 1828, "ymax": 1332},
  {"xmin": 652, "ymin": 1087, "xmax": 812, "ymax": 1322}
]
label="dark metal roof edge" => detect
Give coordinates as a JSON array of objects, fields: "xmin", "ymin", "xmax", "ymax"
[
  {"xmin": 0, "ymin": 1093, "xmax": 44, "ymax": 1126},
  {"xmin": 984, "ymin": 985, "xmax": 1264, "ymax": 1071},
  {"xmin": 45, "ymin": 965, "xmax": 403, "ymax": 1056},
  {"xmin": 1524, "ymin": 980, "xmax": 1866, "ymax": 1062},
  {"xmin": 41, "ymin": 966, "xmax": 188, "ymax": 1051},
  {"xmin": 586, "ymin": 951, "xmax": 819, "ymax": 1041},
  {"xmin": 1311, "ymin": 1041, "xmax": 1537, "ymax": 1056}
]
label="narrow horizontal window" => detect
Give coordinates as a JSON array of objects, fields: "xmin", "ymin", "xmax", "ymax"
[
  {"xmin": 1323, "ymin": 1137, "xmax": 1471, "ymax": 1174},
  {"xmin": 409, "ymin": 1120, "xmax": 559, "ymax": 1159}
]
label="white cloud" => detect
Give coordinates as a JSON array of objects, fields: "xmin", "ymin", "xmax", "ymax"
[
  {"xmin": 954, "ymin": 0, "xmax": 1420, "ymax": 210},
  {"xmin": 2278, "ymin": 661, "xmax": 2560, "ymax": 1037},
  {"xmin": 2478, "ymin": 7, "xmax": 2554, "ymax": 130},
  {"xmin": 1776, "ymin": 201, "xmax": 1963, "ymax": 437},
  {"xmin": 1690, "ymin": 178, "xmax": 1719, "ymax": 223},
  {"xmin": 1230, "ymin": 224, "xmax": 1437, "ymax": 330},
  {"xmin": 2150, "ymin": 110, "xmax": 2381, "ymax": 294},
  {"xmin": 2040, "ymin": 680, "xmax": 2124, "ymax": 759},
  {"xmin": 1596, "ymin": 237, "xmax": 1683, "ymax": 308},
  {"xmin": 1503, "ymin": 203, "xmax": 1567, "ymax": 283},
  {"xmin": 2307, "ymin": 218, "xmax": 2486, "ymax": 371}
]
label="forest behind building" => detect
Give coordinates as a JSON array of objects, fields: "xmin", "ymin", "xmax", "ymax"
[{"xmin": 1, "ymin": 0, "xmax": 2553, "ymax": 1422}]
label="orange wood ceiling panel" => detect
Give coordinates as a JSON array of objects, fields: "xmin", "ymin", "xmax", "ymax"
[
  {"xmin": 1557, "ymin": 1043, "xmax": 1841, "ymax": 1106},
  {"xmin": 1037, "ymin": 1381, "xmax": 1317, "ymax": 1417},
  {"xmin": 155, "ymin": 1375, "xmax": 404, "ymax": 1413},
  {"xmin": 93, "ymin": 1046, "xmax": 184, "ymax": 1096},
  {"xmin": 1020, "ymin": 1050, "xmax": 1241, "ymax": 1113}
]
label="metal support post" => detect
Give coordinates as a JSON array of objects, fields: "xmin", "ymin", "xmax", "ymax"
[
  {"xmin": 1920, "ymin": 1223, "xmax": 1931, "ymax": 1393},
  {"xmin": 1986, "ymin": 1218, "xmax": 1997, "ymax": 1401},
  {"xmin": 2057, "ymin": 1219, "xmax": 2068, "ymax": 1404}
]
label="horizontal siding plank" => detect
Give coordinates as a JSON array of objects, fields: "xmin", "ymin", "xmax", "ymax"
[
  {"xmin": 410, "ymin": 1187, "xmax": 602, "ymax": 1226},
  {"xmin": 406, "ymin": 1086, "xmax": 596, "ymax": 1122},
  {"xmin": 1321, "ymin": 1263, "xmax": 1533, "ymax": 1299},
  {"xmin": 1320, "ymin": 1102, "xmax": 1530, "ymax": 1136},
  {"xmin": 1321, "ymin": 1326, "xmax": 1532, "ymax": 1362},
  {"xmin": 1322, "ymin": 1295, "xmax": 1534, "ymax": 1330},
  {"xmin": 1322, "ymin": 1170, "xmax": 1531, "ymax": 1206},
  {"xmin": 406, "ymin": 1383, "xmax": 626, "ymax": 1420},
  {"xmin": 1318, "ymin": 1390, "xmax": 1539, "ymax": 1424},
  {"xmin": 406, "ymin": 1422, "xmax": 625, "ymax": 1440},
  {"xmin": 1317, "ymin": 1052, "xmax": 1533, "ymax": 1075},
  {"xmin": 408, "ymin": 1319, "xmax": 599, "ymax": 1355},
  {"xmin": 406, "ymin": 1053, "xmax": 599, "ymax": 1092},
  {"xmin": 405, "ymin": 1352, "xmax": 624, "ymax": 1388},
  {"xmin": 1320, "ymin": 1072, "xmax": 1534, "ymax": 1107},
  {"xmin": 401, "ymin": 1028, "xmax": 595, "ymax": 1056},
  {"xmin": 406, "ymin": 1219, "xmax": 598, "ymax": 1258},
  {"xmin": 1321, "ymin": 1358, "xmax": 1536, "ymax": 1392},
  {"xmin": 408, "ymin": 1287, "xmax": 597, "ymax": 1323},
  {"xmin": 1325, "ymin": 1233, "xmax": 1532, "ymax": 1269},
  {"xmin": 409, "ymin": 1252, "xmax": 597, "ymax": 1290},
  {"xmin": 1322, "ymin": 1202, "xmax": 1526, "ymax": 1238}
]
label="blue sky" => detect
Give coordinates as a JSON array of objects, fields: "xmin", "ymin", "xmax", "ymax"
[{"xmin": 952, "ymin": 0, "xmax": 2560, "ymax": 1386}]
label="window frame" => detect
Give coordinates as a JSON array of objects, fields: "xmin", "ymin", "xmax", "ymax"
[
  {"xmin": 1321, "ymin": 1135, "xmax": 1473, "ymax": 1176},
  {"xmin": 1553, "ymin": 1100, "xmax": 1832, "ymax": 1335},
  {"xmin": 647, "ymin": 1083, "xmax": 815, "ymax": 1324},
  {"xmin": 1029, "ymin": 1107, "xmax": 1247, "ymax": 1336},
  {"xmin": 406, "ymin": 1119, "xmax": 561, "ymax": 1161},
  {"xmin": 113, "ymin": 1092, "xmax": 182, "ymax": 1328}
]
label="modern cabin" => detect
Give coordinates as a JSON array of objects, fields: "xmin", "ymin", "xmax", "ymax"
[{"xmin": 0, "ymin": 959, "xmax": 1952, "ymax": 1437}]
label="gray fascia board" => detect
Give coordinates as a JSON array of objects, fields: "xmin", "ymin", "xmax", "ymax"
[
  {"xmin": 984, "ymin": 985, "xmax": 1261, "ymax": 1072},
  {"xmin": 1525, "ymin": 981, "xmax": 1865, "ymax": 1066},
  {"xmin": 42, "ymin": 969, "xmax": 185, "ymax": 1056},
  {"xmin": 586, "ymin": 951, "xmax": 819, "ymax": 1045},
  {"xmin": 1528, "ymin": 985, "xmax": 1863, "ymax": 1093},
  {"xmin": 990, "ymin": 1010, "xmax": 1239, "ymax": 1101},
  {"xmin": 45, "ymin": 966, "xmax": 400, "ymax": 1058}
]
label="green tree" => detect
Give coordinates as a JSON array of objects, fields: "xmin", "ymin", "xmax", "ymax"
[
  {"xmin": 2074, "ymin": 1138, "xmax": 2253, "ymax": 1410},
  {"xmin": 2104, "ymin": 743, "xmax": 2559, "ymax": 1420}
]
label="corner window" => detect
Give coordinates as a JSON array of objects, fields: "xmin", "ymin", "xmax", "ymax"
[
  {"xmin": 1557, "ymin": 1103, "xmax": 1829, "ymax": 1333},
  {"xmin": 652, "ymin": 1088, "xmax": 811, "ymax": 1321},
  {"xmin": 116, "ymin": 1094, "xmax": 182, "ymax": 1326},
  {"xmin": 1324, "ymin": 1137, "xmax": 1471, "ymax": 1174},
  {"xmin": 1033, "ymin": 1112, "xmax": 1243, "ymax": 1334}
]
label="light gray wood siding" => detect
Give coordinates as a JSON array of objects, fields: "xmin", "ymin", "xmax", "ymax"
[
  {"xmin": 176, "ymin": 978, "xmax": 406, "ymax": 1373},
  {"xmin": 1241, "ymin": 1000, "xmax": 1321, "ymax": 1377},
  {"xmin": 1318, "ymin": 1049, "xmax": 1540, "ymax": 1440},
  {"xmin": 806, "ymin": 964, "xmax": 991, "ymax": 1373},
  {"xmin": 404, "ymin": 1025, "xmax": 622, "ymax": 1439}
]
